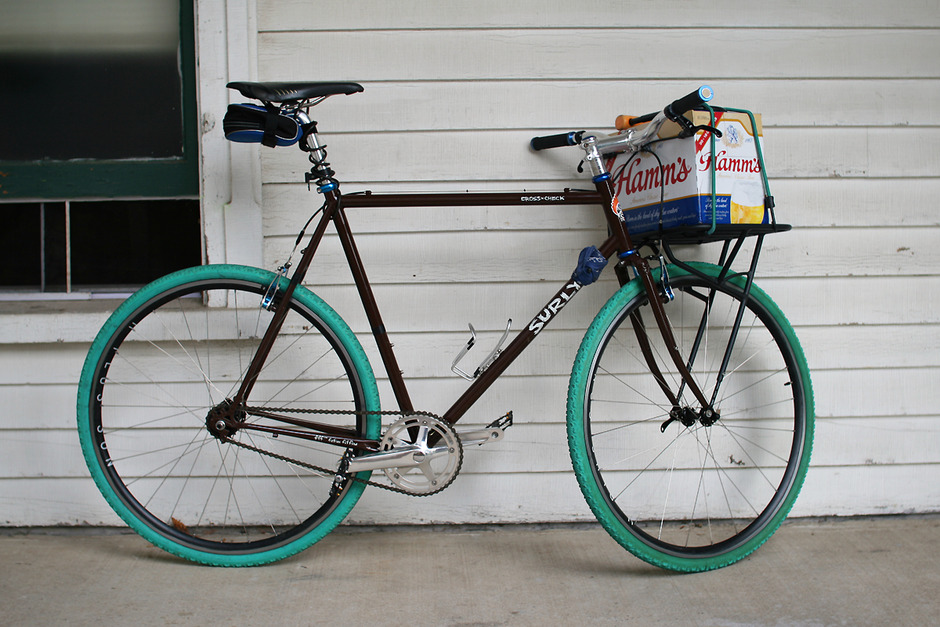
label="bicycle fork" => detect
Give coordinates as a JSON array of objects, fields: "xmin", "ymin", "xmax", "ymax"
[
  {"xmin": 614, "ymin": 252, "xmax": 718, "ymax": 427},
  {"xmin": 587, "ymin": 148, "xmax": 715, "ymax": 424},
  {"xmin": 616, "ymin": 236, "xmax": 766, "ymax": 432}
]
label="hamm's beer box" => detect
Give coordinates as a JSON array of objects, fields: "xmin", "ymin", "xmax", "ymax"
[{"xmin": 608, "ymin": 111, "xmax": 767, "ymax": 235}]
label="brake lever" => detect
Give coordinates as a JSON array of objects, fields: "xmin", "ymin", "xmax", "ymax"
[{"xmin": 669, "ymin": 112, "xmax": 723, "ymax": 140}]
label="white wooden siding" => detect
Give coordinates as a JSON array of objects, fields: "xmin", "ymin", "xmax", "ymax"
[{"xmin": 1, "ymin": 0, "xmax": 938, "ymax": 525}]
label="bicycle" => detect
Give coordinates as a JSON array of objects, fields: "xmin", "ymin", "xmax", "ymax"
[{"xmin": 76, "ymin": 82, "xmax": 814, "ymax": 573}]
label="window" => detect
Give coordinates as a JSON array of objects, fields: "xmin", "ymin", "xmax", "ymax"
[
  {"xmin": 0, "ymin": 200, "xmax": 200, "ymax": 293},
  {"xmin": 0, "ymin": 0, "xmax": 200, "ymax": 295}
]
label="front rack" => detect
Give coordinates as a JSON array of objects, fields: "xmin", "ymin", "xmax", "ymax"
[{"xmin": 635, "ymin": 222, "xmax": 791, "ymax": 247}]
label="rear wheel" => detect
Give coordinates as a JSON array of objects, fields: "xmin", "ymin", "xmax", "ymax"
[
  {"xmin": 77, "ymin": 265, "xmax": 380, "ymax": 566},
  {"xmin": 568, "ymin": 263, "xmax": 813, "ymax": 572}
]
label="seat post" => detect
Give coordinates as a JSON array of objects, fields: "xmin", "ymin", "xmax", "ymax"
[{"xmin": 297, "ymin": 113, "xmax": 338, "ymax": 193}]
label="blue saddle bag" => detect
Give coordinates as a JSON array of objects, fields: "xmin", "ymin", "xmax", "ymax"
[{"xmin": 223, "ymin": 103, "xmax": 301, "ymax": 147}]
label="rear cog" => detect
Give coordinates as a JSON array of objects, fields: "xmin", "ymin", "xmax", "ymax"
[{"xmin": 380, "ymin": 414, "xmax": 462, "ymax": 495}]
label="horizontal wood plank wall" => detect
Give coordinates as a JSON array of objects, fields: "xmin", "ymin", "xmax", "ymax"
[
  {"xmin": 248, "ymin": 0, "xmax": 940, "ymax": 524},
  {"xmin": 2, "ymin": 0, "xmax": 937, "ymax": 525}
]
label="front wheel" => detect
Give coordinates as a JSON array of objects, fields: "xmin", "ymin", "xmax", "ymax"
[
  {"xmin": 77, "ymin": 265, "xmax": 381, "ymax": 566},
  {"xmin": 567, "ymin": 263, "xmax": 813, "ymax": 572}
]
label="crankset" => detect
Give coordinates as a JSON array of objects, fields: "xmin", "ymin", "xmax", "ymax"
[
  {"xmin": 215, "ymin": 405, "xmax": 468, "ymax": 496},
  {"xmin": 376, "ymin": 414, "xmax": 463, "ymax": 496}
]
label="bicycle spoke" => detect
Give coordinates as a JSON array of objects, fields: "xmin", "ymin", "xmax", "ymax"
[
  {"xmin": 81, "ymin": 272, "xmax": 378, "ymax": 561},
  {"xmin": 571, "ymin": 267, "xmax": 811, "ymax": 569}
]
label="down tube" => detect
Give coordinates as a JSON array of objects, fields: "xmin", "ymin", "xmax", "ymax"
[
  {"xmin": 441, "ymin": 235, "xmax": 618, "ymax": 426},
  {"xmin": 338, "ymin": 189, "xmax": 607, "ymax": 426}
]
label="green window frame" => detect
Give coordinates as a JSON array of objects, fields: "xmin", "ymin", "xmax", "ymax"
[{"xmin": 0, "ymin": 0, "xmax": 198, "ymax": 200}]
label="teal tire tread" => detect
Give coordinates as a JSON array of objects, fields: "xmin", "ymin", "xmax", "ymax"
[
  {"xmin": 566, "ymin": 262, "xmax": 814, "ymax": 572},
  {"xmin": 77, "ymin": 264, "xmax": 381, "ymax": 566}
]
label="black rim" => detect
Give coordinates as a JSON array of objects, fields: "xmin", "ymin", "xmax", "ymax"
[
  {"xmin": 88, "ymin": 278, "xmax": 366, "ymax": 553},
  {"xmin": 584, "ymin": 275, "xmax": 807, "ymax": 558}
]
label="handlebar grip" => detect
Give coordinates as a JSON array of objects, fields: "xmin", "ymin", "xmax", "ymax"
[
  {"xmin": 614, "ymin": 115, "xmax": 637, "ymax": 131},
  {"xmin": 614, "ymin": 113, "xmax": 657, "ymax": 130},
  {"xmin": 665, "ymin": 85, "xmax": 714, "ymax": 118},
  {"xmin": 530, "ymin": 131, "xmax": 583, "ymax": 151}
]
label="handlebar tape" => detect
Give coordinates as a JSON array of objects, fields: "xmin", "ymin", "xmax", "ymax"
[{"xmin": 530, "ymin": 130, "xmax": 584, "ymax": 151}]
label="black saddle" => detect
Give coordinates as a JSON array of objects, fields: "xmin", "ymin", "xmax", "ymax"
[{"xmin": 227, "ymin": 81, "xmax": 363, "ymax": 103}]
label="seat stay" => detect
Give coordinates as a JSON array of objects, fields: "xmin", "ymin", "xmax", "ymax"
[{"xmin": 230, "ymin": 196, "xmax": 338, "ymax": 406}]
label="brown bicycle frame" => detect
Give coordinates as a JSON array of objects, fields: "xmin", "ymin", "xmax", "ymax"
[{"xmin": 231, "ymin": 174, "xmax": 710, "ymax": 443}]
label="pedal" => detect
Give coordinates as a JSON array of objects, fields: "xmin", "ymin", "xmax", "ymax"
[
  {"xmin": 457, "ymin": 411, "xmax": 513, "ymax": 447},
  {"xmin": 451, "ymin": 319, "xmax": 512, "ymax": 380}
]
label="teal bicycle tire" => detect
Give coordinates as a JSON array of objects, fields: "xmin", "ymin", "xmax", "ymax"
[
  {"xmin": 77, "ymin": 264, "xmax": 381, "ymax": 566},
  {"xmin": 567, "ymin": 263, "xmax": 814, "ymax": 572}
]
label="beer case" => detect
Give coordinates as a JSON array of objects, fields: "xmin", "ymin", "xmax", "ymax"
[{"xmin": 608, "ymin": 110, "xmax": 767, "ymax": 236}]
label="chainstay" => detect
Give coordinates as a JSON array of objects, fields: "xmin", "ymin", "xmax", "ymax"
[
  {"xmin": 244, "ymin": 405, "xmax": 440, "ymax": 420},
  {"xmin": 220, "ymin": 433, "xmax": 417, "ymax": 495},
  {"xmin": 225, "ymin": 406, "xmax": 446, "ymax": 496}
]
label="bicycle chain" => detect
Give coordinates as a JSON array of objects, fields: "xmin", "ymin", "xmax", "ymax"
[{"xmin": 221, "ymin": 406, "xmax": 451, "ymax": 497}]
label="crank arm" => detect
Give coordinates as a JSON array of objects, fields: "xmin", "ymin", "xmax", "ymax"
[
  {"xmin": 457, "ymin": 411, "xmax": 513, "ymax": 447},
  {"xmin": 456, "ymin": 427, "xmax": 505, "ymax": 447},
  {"xmin": 345, "ymin": 443, "xmax": 451, "ymax": 473}
]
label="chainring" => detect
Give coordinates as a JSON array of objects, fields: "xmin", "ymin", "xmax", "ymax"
[{"xmin": 379, "ymin": 414, "xmax": 463, "ymax": 495}]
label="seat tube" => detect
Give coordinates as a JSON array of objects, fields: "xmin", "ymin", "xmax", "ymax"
[{"xmin": 331, "ymin": 200, "xmax": 415, "ymax": 415}]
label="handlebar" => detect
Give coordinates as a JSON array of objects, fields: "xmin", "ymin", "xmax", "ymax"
[
  {"xmin": 530, "ymin": 130, "xmax": 585, "ymax": 151},
  {"xmin": 665, "ymin": 85, "xmax": 714, "ymax": 120},
  {"xmin": 530, "ymin": 85, "xmax": 714, "ymax": 155}
]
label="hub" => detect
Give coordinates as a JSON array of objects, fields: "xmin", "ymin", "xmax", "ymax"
[
  {"xmin": 205, "ymin": 399, "xmax": 243, "ymax": 440},
  {"xmin": 661, "ymin": 405, "xmax": 721, "ymax": 432},
  {"xmin": 699, "ymin": 406, "xmax": 721, "ymax": 427}
]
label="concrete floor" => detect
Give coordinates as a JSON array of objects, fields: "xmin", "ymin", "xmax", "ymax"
[{"xmin": 1, "ymin": 516, "xmax": 937, "ymax": 626}]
